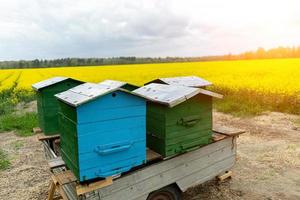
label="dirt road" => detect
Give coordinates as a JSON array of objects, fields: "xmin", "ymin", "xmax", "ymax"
[{"xmin": 0, "ymin": 111, "xmax": 299, "ymax": 200}]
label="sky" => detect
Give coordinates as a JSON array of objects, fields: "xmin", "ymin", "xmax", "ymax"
[{"xmin": 0, "ymin": 0, "xmax": 300, "ymax": 60}]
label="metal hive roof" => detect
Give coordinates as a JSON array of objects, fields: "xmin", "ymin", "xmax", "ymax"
[
  {"xmin": 55, "ymin": 82, "xmax": 125, "ymax": 107},
  {"xmin": 155, "ymin": 76, "xmax": 212, "ymax": 87},
  {"xmin": 132, "ymin": 83, "xmax": 222, "ymax": 107},
  {"xmin": 98, "ymin": 80, "xmax": 127, "ymax": 88},
  {"xmin": 32, "ymin": 76, "xmax": 69, "ymax": 91}
]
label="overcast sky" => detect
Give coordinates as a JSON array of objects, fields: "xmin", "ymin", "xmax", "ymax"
[{"xmin": 1, "ymin": 0, "xmax": 300, "ymax": 60}]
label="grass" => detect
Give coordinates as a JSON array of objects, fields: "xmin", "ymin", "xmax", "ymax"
[
  {"xmin": 212, "ymin": 86, "xmax": 299, "ymax": 116},
  {"xmin": 0, "ymin": 149, "xmax": 10, "ymax": 170},
  {"xmin": 0, "ymin": 87, "xmax": 37, "ymax": 136},
  {"xmin": 0, "ymin": 112, "xmax": 38, "ymax": 136},
  {"xmin": 214, "ymin": 97, "xmax": 266, "ymax": 117}
]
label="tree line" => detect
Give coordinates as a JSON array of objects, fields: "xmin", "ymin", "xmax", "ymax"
[{"xmin": 1, "ymin": 46, "xmax": 300, "ymax": 69}]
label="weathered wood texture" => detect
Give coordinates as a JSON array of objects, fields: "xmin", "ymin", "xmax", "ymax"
[
  {"xmin": 58, "ymin": 89, "xmax": 147, "ymax": 182},
  {"xmin": 33, "ymin": 127, "xmax": 43, "ymax": 134},
  {"xmin": 38, "ymin": 134, "xmax": 60, "ymax": 141},
  {"xmin": 48, "ymin": 157, "xmax": 65, "ymax": 169},
  {"xmin": 213, "ymin": 125, "xmax": 245, "ymax": 136},
  {"xmin": 212, "ymin": 133, "xmax": 227, "ymax": 142},
  {"xmin": 146, "ymin": 148, "xmax": 162, "ymax": 162},
  {"xmin": 147, "ymin": 94, "xmax": 213, "ymax": 157},
  {"xmin": 42, "ymin": 136, "xmax": 236, "ymax": 200},
  {"xmin": 217, "ymin": 170, "xmax": 233, "ymax": 182}
]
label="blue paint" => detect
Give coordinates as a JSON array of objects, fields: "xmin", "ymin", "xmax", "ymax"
[{"xmin": 60, "ymin": 90, "xmax": 146, "ymax": 182}]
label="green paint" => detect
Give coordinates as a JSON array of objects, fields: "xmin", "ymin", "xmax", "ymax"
[
  {"xmin": 35, "ymin": 79, "xmax": 82, "ymax": 135},
  {"xmin": 147, "ymin": 94, "xmax": 213, "ymax": 157},
  {"xmin": 58, "ymin": 111, "xmax": 80, "ymax": 178}
]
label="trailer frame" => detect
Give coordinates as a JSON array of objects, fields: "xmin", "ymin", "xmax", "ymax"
[{"xmin": 40, "ymin": 128, "xmax": 242, "ymax": 200}]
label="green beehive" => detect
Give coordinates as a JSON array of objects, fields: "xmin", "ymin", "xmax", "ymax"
[
  {"xmin": 133, "ymin": 83, "xmax": 222, "ymax": 157},
  {"xmin": 32, "ymin": 77, "xmax": 83, "ymax": 135}
]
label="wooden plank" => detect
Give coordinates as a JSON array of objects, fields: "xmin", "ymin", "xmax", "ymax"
[
  {"xmin": 48, "ymin": 157, "xmax": 65, "ymax": 169},
  {"xmin": 47, "ymin": 180, "xmax": 56, "ymax": 200},
  {"xmin": 213, "ymin": 125, "xmax": 245, "ymax": 136},
  {"xmin": 93, "ymin": 138, "xmax": 235, "ymax": 200},
  {"xmin": 76, "ymin": 177, "xmax": 113, "ymax": 196},
  {"xmin": 55, "ymin": 170, "xmax": 77, "ymax": 185},
  {"xmin": 57, "ymin": 185, "xmax": 69, "ymax": 200},
  {"xmin": 176, "ymin": 157, "xmax": 234, "ymax": 191},
  {"xmin": 217, "ymin": 170, "xmax": 232, "ymax": 181},
  {"xmin": 146, "ymin": 148, "xmax": 162, "ymax": 162},
  {"xmin": 38, "ymin": 134, "xmax": 60, "ymax": 141},
  {"xmin": 98, "ymin": 149, "xmax": 235, "ymax": 200},
  {"xmin": 42, "ymin": 133, "xmax": 237, "ymax": 200},
  {"xmin": 33, "ymin": 127, "xmax": 43, "ymax": 134},
  {"xmin": 212, "ymin": 133, "xmax": 227, "ymax": 142}
]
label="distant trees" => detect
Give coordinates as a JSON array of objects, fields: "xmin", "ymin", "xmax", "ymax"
[
  {"xmin": 1, "ymin": 46, "xmax": 300, "ymax": 69},
  {"xmin": 236, "ymin": 46, "xmax": 300, "ymax": 60}
]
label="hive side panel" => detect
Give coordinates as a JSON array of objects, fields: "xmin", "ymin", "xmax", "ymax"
[
  {"xmin": 146, "ymin": 102, "xmax": 167, "ymax": 155},
  {"xmin": 38, "ymin": 79, "xmax": 82, "ymax": 135},
  {"xmin": 58, "ymin": 102, "xmax": 80, "ymax": 180},
  {"xmin": 146, "ymin": 94, "xmax": 213, "ymax": 157},
  {"xmin": 36, "ymin": 92, "xmax": 45, "ymax": 132},
  {"xmin": 77, "ymin": 91, "xmax": 145, "ymax": 124},
  {"xmin": 163, "ymin": 95, "xmax": 213, "ymax": 156},
  {"xmin": 75, "ymin": 91, "xmax": 146, "ymax": 181}
]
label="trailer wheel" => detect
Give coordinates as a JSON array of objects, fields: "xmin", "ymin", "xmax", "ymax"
[{"xmin": 147, "ymin": 185, "xmax": 182, "ymax": 200}]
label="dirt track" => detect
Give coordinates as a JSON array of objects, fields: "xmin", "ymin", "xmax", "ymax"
[{"xmin": 0, "ymin": 111, "xmax": 299, "ymax": 200}]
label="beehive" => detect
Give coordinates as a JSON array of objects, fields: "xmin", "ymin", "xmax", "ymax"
[
  {"xmin": 32, "ymin": 77, "xmax": 83, "ymax": 135},
  {"xmin": 133, "ymin": 83, "xmax": 222, "ymax": 157},
  {"xmin": 98, "ymin": 79, "xmax": 139, "ymax": 91},
  {"xmin": 145, "ymin": 75, "xmax": 212, "ymax": 88},
  {"xmin": 55, "ymin": 82, "xmax": 146, "ymax": 182}
]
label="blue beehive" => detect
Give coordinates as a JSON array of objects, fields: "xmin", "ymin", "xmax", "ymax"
[{"xmin": 55, "ymin": 81, "xmax": 146, "ymax": 182}]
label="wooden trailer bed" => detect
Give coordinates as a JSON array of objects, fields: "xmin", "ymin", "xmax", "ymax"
[{"xmin": 40, "ymin": 126, "xmax": 243, "ymax": 200}]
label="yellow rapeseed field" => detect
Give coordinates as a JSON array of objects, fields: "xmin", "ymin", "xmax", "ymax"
[{"xmin": 0, "ymin": 58, "xmax": 299, "ymax": 114}]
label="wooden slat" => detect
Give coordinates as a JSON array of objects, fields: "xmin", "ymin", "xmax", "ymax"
[
  {"xmin": 146, "ymin": 148, "xmax": 162, "ymax": 162},
  {"xmin": 54, "ymin": 170, "xmax": 77, "ymax": 185},
  {"xmin": 76, "ymin": 177, "xmax": 113, "ymax": 196},
  {"xmin": 48, "ymin": 157, "xmax": 65, "ymax": 169},
  {"xmin": 217, "ymin": 170, "xmax": 232, "ymax": 181},
  {"xmin": 213, "ymin": 125, "xmax": 245, "ymax": 136},
  {"xmin": 212, "ymin": 133, "xmax": 227, "ymax": 142},
  {"xmin": 33, "ymin": 127, "xmax": 43, "ymax": 134},
  {"xmin": 47, "ymin": 180, "xmax": 56, "ymax": 200},
  {"xmin": 38, "ymin": 134, "xmax": 60, "ymax": 141},
  {"xmin": 93, "ymin": 138, "xmax": 235, "ymax": 200}
]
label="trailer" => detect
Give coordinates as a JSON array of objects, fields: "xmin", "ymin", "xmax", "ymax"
[{"xmin": 39, "ymin": 126, "xmax": 243, "ymax": 200}]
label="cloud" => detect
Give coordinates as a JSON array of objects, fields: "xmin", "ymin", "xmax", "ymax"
[{"xmin": 0, "ymin": 0, "xmax": 300, "ymax": 60}]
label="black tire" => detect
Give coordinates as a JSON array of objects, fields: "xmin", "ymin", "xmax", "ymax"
[{"xmin": 147, "ymin": 185, "xmax": 182, "ymax": 200}]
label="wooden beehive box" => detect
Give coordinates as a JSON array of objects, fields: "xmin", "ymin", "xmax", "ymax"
[
  {"xmin": 32, "ymin": 77, "xmax": 83, "ymax": 135},
  {"xmin": 98, "ymin": 79, "xmax": 139, "ymax": 91},
  {"xmin": 55, "ymin": 81, "xmax": 146, "ymax": 182},
  {"xmin": 145, "ymin": 75, "xmax": 212, "ymax": 88},
  {"xmin": 133, "ymin": 83, "xmax": 222, "ymax": 157}
]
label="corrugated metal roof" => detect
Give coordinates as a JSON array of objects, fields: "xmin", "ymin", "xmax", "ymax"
[
  {"xmin": 197, "ymin": 88, "xmax": 223, "ymax": 99},
  {"xmin": 32, "ymin": 76, "xmax": 69, "ymax": 91},
  {"xmin": 55, "ymin": 82, "xmax": 126, "ymax": 107},
  {"xmin": 98, "ymin": 80, "xmax": 127, "ymax": 88},
  {"xmin": 132, "ymin": 83, "xmax": 199, "ymax": 107},
  {"xmin": 155, "ymin": 76, "xmax": 212, "ymax": 87},
  {"xmin": 132, "ymin": 83, "xmax": 222, "ymax": 107}
]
